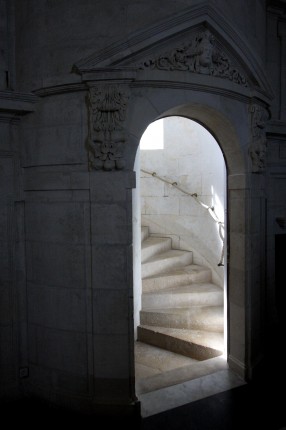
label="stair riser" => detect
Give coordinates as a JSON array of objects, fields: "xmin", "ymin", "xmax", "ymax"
[
  {"xmin": 142, "ymin": 253, "xmax": 193, "ymax": 279},
  {"xmin": 137, "ymin": 327, "xmax": 223, "ymax": 361},
  {"xmin": 142, "ymin": 292, "xmax": 223, "ymax": 309},
  {"xmin": 140, "ymin": 311, "xmax": 224, "ymax": 332},
  {"xmin": 142, "ymin": 269, "xmax": 211, "ymax": 292},
  {"xmin": 141, "ymin": 238, "xmax": 171, "ymax": 263}
]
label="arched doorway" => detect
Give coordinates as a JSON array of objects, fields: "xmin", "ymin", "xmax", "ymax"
[{"xmin": 131, "ymin": 102, "xmax": 247, "ymax": 415}]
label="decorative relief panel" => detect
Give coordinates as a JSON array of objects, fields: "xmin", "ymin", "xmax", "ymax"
[
  {"xmin": 249, "ymin": 104, "xmax": 270, "ymax": 173},
  {"xmin": 87, "ymin": 84, "xmax": 129, "ymax": 171},
  {"xmin": 140, "ymin": 29, "xmax": 248, "ymax": 87}
]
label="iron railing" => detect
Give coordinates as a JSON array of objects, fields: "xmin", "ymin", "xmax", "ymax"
[{"xmin": 141, "ymin": 168, "xmax": 225, "ymax": 266}]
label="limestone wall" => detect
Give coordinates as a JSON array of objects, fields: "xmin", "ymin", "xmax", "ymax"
[{"xmin": 0, "ymin": 0, "xmax": 284, "ymax": 414}]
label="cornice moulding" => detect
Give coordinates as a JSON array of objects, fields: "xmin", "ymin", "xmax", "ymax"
[
  {"xmin": 81, "ymin": 68, "xmax": 137, "ymax": 83},
  {"xmin": 33, "ymin": 83, "xmax": 86, "ymax": 97},
  {"xmin": 131, "ymin": 73, "xmax": 271, "ymax": 105},
  {"xmin": 0, "ymin": 90, "xmax": 38, "ymax": 113}
]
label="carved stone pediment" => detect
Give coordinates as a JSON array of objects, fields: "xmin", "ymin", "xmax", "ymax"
[
  {"xmin": 74, "ymin": 3, "xmax": 272, "ymax": 97},
  {"xmin": 138, "ymin": 29, "xmax": 248, "ymax": 87}
]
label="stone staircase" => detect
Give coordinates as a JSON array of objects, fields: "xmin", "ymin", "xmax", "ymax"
[{"xmin": 137, "ymin": 226, "xmax": 224, "ymax": 361}]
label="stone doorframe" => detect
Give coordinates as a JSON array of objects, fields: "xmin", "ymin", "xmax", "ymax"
[{"xmin": 72, "ymin": 3, "xmax": 272, "ymax": 386}]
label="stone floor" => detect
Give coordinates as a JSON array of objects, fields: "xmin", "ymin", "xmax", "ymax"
[
  {"xmin": 1, "ymin": 333, "xmax": 285, "ymax": 429},
  {"xmin": 135, "ymin": 341, "xmax": 245, "ymax": 417},
  {"xmin": 0, "ymin": 374, "xmax": 285, "ymax": 430},
  {"xmin": 1, "ymin": 375, "xmax": 285, "ymax": 430},
  {"xmin": 140, "ymin": 380, "xmax": 286, "ymax": 430}
]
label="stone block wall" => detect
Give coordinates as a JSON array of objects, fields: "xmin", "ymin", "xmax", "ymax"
[{"xmin": 0, "ymin": 0, "xmax": 284, "ymax": 414}]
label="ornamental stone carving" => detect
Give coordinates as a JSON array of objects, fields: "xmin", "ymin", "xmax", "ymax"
[
  {"xmin": 87, "ymin": 84, "xmax": 129, "ymax": 171},
  {"xmin": 249, "ymin": 104, "xmax": 269, "ymax": 173},
  {"xmin": 140, "ymin": 29, "xmax": 247, "ymax": 87}
]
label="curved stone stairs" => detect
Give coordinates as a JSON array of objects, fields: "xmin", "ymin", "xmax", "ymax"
[{"xmin": 137, "ymin": 226, "xmax": 224, "ymax": 362}]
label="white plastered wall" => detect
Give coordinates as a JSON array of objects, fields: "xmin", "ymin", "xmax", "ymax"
[{"xmin": 140, "ymin": 116, "xmax": 226, "ymax": 287}]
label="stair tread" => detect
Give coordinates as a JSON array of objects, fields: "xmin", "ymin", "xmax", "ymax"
[
  {"xmin": 142, "ymin": 249, "xmax": 192, "ymax": 263},
  {"xmin": 135, "ymin": 341, "xmax": 197, "ymax": 372},
  {"xmin": 140, "ymin": 305, "xmax": 223, "ymax": 332},
  {"xmin": 142, "ymin": 236, "xmax": 171, "ymax": 249},
  {"xmin": 142, "ymin": 282, "xmax": 222, "ymax": 296},
  {"xmin": 141, "ymin": 305, "xmax": 223, "ymax": 327},
  {"xmin": 139, "ymin": 325, "xmax": 224, "ymax": 351},
  {"xmin": 135, "ymin": 354, "xmax": 227, "ymax": 395},
  {"xmin": 141, "ymin": 236, "xmax": 172, "ymax": 263},
  {"xmin": 142, "ymin": 264, "xmax": 210, "ymax": 280},
  {"xmin": 141, "ymin": 305, "xmax": 223, "ymax": 314}
]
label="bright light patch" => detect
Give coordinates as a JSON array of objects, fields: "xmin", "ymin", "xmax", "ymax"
[
  {"xmin": 211, "ymin": 185, "xmax": 224, "ymax": 224},
  {"xmin": 140, "ymin": 119, "xmax": 164, "ymax": 150}
]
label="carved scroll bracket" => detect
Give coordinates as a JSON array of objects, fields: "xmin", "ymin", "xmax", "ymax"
[
  {"xmin": 249, "ymin": 104, "xmax": 270, "ymax": 173},
  {"xmin": 87, "ymin": 84, "xmax": 130, "ymax": 171}
]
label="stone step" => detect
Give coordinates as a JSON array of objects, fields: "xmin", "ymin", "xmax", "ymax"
[
  {"xmin": 142, "ymin": 249, "xmax": 193, "ymax": 279},
  {"xmin": 139, "ymin": 226, "xmax": 224, "ymax": 372},
  {"xmin": 142, "ymin": 283, "xmax": 223, "ymax": 309},
  {"xmin": 135, "ymin": 341, "xmax": 197, "ymax": 378},
  {"xmin": 140, "ymin": 306, "xmax": 224, "ymax": 332},
  {"xmin": 136, "ymin": 354, "xmax": 227, "ymax": 396},
  {"xmin": 137, "ymin": 325, "xmax": 224, "ymax": 361},
  {"xmin": 141, "ymin": 236, "xmax": 172, "ymax": 263},
  {"xmin": 141, "ymin": 226, "xmax": 149, "ymax": 243},
  {"xmin": 142, "ymin": 264, "xmax": 211, "ymax": 293}
]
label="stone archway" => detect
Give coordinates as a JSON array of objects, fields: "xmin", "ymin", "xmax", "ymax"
[{"xmin": 130, "ymin": 98, "xmax": 247, "ymax": 381}]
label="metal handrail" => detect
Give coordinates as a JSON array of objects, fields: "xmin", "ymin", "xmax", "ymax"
[{"xmin": 141, "ymin": 168, "xmax": 225, "ymax": 266}]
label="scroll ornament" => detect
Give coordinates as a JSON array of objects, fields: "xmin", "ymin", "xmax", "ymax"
[
  {"xmin": 140, "ymin": 29, "xmax": 247, "ymax": 87},
  {"xmin": 249, "ymin": 104, "xmax": 269, "ymax": 173},
  {"xmin": 88, "ymin": 85, "xmax": 129, "ymax": 171}
]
